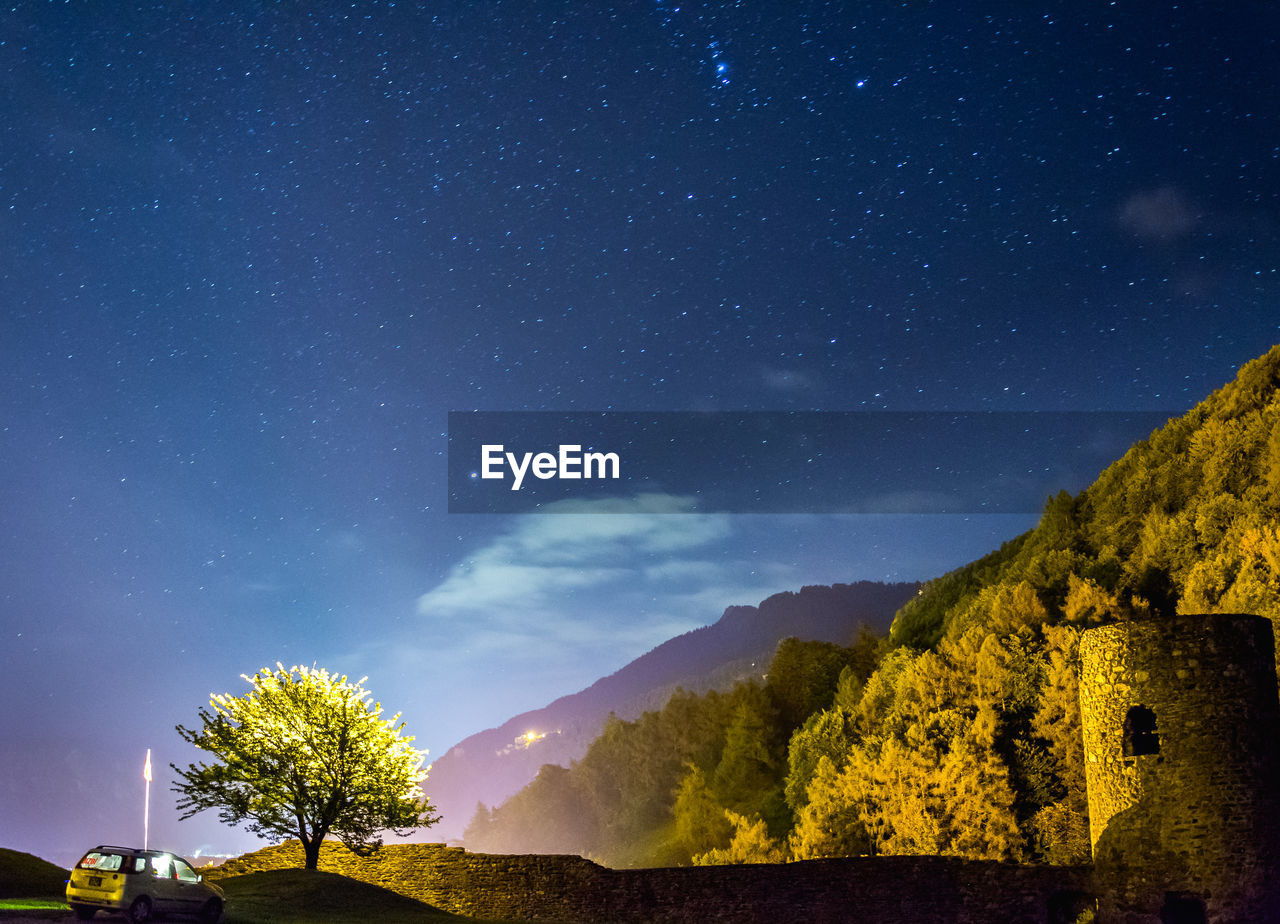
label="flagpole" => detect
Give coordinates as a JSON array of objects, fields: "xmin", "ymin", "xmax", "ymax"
[{"xmin": 143, "ymin": 749, "xmax": 152, "ymax": 851}]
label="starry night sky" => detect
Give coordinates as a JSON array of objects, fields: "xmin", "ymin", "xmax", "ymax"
[{"xmin": 2, "ymin": 2, "xmax": 1278, "ymax": 863}]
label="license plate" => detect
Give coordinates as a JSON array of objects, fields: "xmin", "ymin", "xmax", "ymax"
[{"xmin": 88, "ymin": 876, "xmax": 102, "ymax": 887}]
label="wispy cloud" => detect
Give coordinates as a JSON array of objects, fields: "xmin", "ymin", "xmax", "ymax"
[
  {"xmin": 1118, "ymin": 186, "xmax": 1197, "ymax": 242},
  {"xmin": 329, "ymin": 494, "xmax": 793, "ymax": 743},
  {"xmin": 416, "ymin": 493, "xmax": 732, "ymax": 624},
  {"xmin": 761, "ymin": 366, "xmax": 819, "ymax": 394},
  {"xmin": 369, "ymin": 494, "xmax": 767, "ymax": 729}
]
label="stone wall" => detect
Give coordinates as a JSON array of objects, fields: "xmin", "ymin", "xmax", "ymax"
[{"xmin": 211, "ymin": 841, "xmax": 1092, "ymax": 924}]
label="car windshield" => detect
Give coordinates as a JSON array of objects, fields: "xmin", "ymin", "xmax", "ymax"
[{"xmin": 77, "ymin": 852, "xmax": 126, "ymax": 871}]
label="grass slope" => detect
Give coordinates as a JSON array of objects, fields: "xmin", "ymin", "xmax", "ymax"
[
  {"xmin": 0, "ymin": 849, "xmax": 67, "ymax": 900},
  {"xmin": 218, "ymin": 869, "xmax": 515, "ymax": 924}
]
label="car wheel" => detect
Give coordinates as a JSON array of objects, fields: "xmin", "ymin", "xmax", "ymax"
[
  {"xmin": 201, "ymin": 897, "xmax": 223, "ymax": 923},
  {"xmin": 70, "ymin": 905, "xmax": 96, "ymax": 920},
  {"xmin": 127, "ymin": 895, "xmax": 153, "ymax": 923}
]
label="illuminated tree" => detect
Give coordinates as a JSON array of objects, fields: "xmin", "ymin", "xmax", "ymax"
[
  {"xmin": 784, "ymin": 707, "xmax": 855, "ymax": 814},
  {"xmin": 673, "ymin": 764, "xmax": 732, "ymax": 859},
  {"xmin": 691, "ymin": 810, "xmax": 786, "ymax": 865},
  {"xmin": 789, "ymin": 755, "xmax": 872, "ymax": 859},
  {"xmin": 172, "ymin": 664, "xmax": 437, "ymax": 869}
]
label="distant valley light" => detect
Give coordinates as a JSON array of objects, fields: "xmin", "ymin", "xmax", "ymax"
[
  {"xmin": 495, "ymin": 728, "xmax": 559, "ymax": 757},
  {"xmin": 516, "ymin": 730, "xmax": 546, "ymax": 748}
]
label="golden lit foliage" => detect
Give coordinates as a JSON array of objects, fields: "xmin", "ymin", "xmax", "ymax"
[
  {"xmin": 847, "ymin": 735, "xmax": 943, "ymax": 856},
  {"xmin": 691, "ymin": 811, "xmax": 786, "ymax": 866},
  {"xmin": 947, "ymin": 581, "xmax": 1048, "ymax": 641},
  {"xmin": 788, "ymin": 755, "xmax": 871, "ymax": 859},
  {"xmin": 936, "ymin": 709, "xmax": 1024, "ymax": 862},
  {"xmin": 833, "ymin": 630, "xmax": 1028, "ymax": 862},
  {"xmin": 784, "ymin": 707, "xmax": 856, "ymax": 813},
  {"xmin": 1031, "ymin": 623, "xmax": 1084, "ymax": 794},
  {"xmin": 673, "ymin": 764, "xmax": 732, "ymax": 858},
  {"xmin": 1025, "ymin": 623, "xmax": 1089, "ymax": 863}
]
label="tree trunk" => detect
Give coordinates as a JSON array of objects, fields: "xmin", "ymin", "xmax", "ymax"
[{"xmin": 302, "ymin": 836, "xmax": 322, "ymax": 870}]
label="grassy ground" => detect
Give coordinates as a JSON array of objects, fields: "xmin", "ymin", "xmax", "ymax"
[
  {"xmin": 0, "ymin": 849, "xmax": 68, "ymax": 901},
  {"xmin": 0, "ymin": 849, "xmax": 70, "ymax": 920},
  {"xmin": 0, "ymin": 901, "xmax": 69, "ymax": 922},
  {"xmin": 0, "ymin": 900, "xmax": 67, "ymax": 912}
]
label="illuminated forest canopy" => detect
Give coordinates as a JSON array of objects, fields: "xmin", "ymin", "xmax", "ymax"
[{"xmin": 465, "ymin": 343, "xmax": 1280, "ymax": 868}]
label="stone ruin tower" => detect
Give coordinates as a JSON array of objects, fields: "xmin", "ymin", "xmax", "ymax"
[{"xmin": 1078, "ymin": 613, "xmax": 1280, "ymax": 923}]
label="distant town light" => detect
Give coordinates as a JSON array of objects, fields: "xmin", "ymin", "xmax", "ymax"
[{"xmin": 516, "ymin": 730, "xmax": 547, "ymax": 749}]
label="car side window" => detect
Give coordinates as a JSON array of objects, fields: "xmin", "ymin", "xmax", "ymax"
[
  {"xmin": 173, "ymin": 859, "xmax": 200, "ymax": 883},
  {"xmin": 150, "ymin": 855, "xmax": 172, "ymax": 878},
  {"xmin": 133, "ymin": 857, "xmax": 146, "ymax": 873}
]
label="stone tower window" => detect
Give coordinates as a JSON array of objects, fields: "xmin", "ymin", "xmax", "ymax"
[
  {"xmin": 1123, "ymin": 705, "xmax": 1160, "ymax": 757},
  {"xmin": 1160, "ymin": 891, "xmax": 1205, "ymax": 924}
]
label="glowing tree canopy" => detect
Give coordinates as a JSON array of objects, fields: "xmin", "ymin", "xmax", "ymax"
[{"xmin": 172, "ymin": 664, "xmax": 438, "ymax": 869}]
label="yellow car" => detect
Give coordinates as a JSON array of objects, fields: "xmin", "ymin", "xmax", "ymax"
[{"xmin": 65, "ymin": 846, "xmax": 224, "ymax": 922}]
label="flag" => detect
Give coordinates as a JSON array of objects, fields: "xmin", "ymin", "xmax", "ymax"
[{"xmin": 143, "ymin": 749, "xmax": 152, "ymax": 783}]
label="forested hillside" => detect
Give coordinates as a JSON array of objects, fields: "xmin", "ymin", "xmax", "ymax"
[{"xmin": 464, "ymin": 344, "xmax": 1280, "ymax": 869}]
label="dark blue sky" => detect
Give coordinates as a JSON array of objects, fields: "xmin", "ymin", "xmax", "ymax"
[{"xmin": 2, "ymin": 1, "xmax": 1277, "ymax": 864}]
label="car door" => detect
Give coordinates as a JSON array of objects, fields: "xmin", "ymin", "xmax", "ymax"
[
  {"xmin": 170, "ymin": 857, "xmax": 209, "ymax": 913},
  {"xmin": 146, "ymin": 853, "xmax": 183, "ymax": 914}
]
